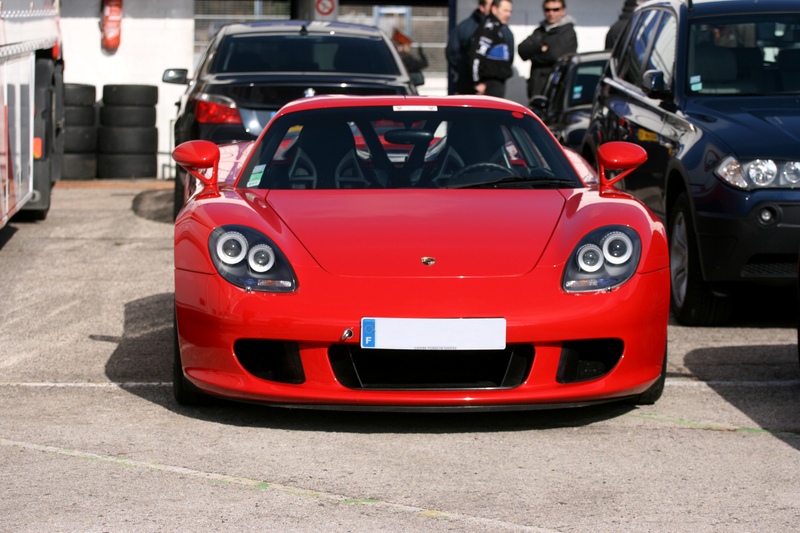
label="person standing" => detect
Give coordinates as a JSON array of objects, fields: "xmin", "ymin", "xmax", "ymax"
[
  {"xmin": 468, "ymin": 0, "xmax": 514, "ymax": 98},
  {"xmin": 518, "ymin": 0, "xmax": 578, "ymax": 99},
  {"xmin": 606, "ymin": 0, "xmax": 639, "ymax": 50},
  {"xmin": 393, "ymin": 29, "xmax": 428, "ymax": 86},
  {"xmin": 446, "ymin": 0, "xmax": 493, "ymax": 94}
]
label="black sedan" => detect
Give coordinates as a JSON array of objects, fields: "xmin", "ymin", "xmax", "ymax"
[
  {"xmin": 529, "ymin": 51, "xmax": 609, "ymax": 151},
  {"xmin": 163, "ymin": 19, "xmax": 418, "ymax": 214}
]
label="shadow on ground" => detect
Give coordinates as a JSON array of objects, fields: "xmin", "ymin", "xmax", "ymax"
[
  {"xmin": 132, "ymin": 188, "xmax": 173, "ymax": 224},
  {"xmin": 683, "ymin": 343, "xmax": 800, "ymax": 450}
]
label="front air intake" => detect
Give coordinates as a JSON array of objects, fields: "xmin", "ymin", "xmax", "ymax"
[
  {"xmin": 556, "ymin": 339, "xmax": 623, "ymax": 383},
  {"xmin": 328, "ymin": 345, "xmax": 534, "ymax": 390}
]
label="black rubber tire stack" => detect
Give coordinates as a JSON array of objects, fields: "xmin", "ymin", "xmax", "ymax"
[
  {"xmin": 62, "ymin": 83, "xmax": 97, "ymax": 179},
  {"xmin": 97, "ymin": 84, "xmax": 158, "ymax": 178}
]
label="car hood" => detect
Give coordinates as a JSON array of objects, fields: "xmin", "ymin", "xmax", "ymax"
[
  {"xmin": 688, "ymin": 98, "xmax": 800, "ymax": 159},
  {"xmin": 265, "ymin": 190, "xmax": 566, "ymax": 277}
]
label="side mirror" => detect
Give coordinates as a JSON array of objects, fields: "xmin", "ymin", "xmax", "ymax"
[
  {"xmin": 173, "ymin": 140, "xmax": 220, "ymax": 195},
  {"xmin": 529, "ymin": 95, "xmax": 549, "ymax": 117},
  {"xmin": 642, "ymin": 69, "xmax": 671, "ymax": 100},
  {"xmin": 162, "ymin": 68, "xmax": 189, "ymax": 85},
  {"xmin": 596, "ymin": 141, "xmax": 647, "ymax": 193}
]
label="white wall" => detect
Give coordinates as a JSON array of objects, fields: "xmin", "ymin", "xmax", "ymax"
[{"xmin": 60, "ymin": 17, "xmax": 195, "ymax": 178}]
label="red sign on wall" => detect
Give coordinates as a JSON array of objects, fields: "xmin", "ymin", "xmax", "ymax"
[{"xmin": 315, "ymin": 0, "xmax": 336, "ymax": 18}]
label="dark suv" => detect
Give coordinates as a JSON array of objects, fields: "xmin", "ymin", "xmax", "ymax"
[
  {"xmin": 163, "ymin": 20, "xmax": 417, "ymax": 215},
  {"xmin": 582, "ymin": 0, "xmax": 800, "ymax": 326}
]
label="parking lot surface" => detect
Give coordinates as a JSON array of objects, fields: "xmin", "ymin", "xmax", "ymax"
[{"xmin": 1, "ymin": 180, "xmax": 799, "ymax": 532}]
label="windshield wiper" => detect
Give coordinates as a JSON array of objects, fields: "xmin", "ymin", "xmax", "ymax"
[{"xmin": 448, "ymin": 175, "xmax": 579, "ymax": 189}]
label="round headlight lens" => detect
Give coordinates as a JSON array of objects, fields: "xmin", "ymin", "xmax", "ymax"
[
  {"xmin": 747, "ymin": 159, "xmax": 777, "ymax": 186},
  {"xmin": 216, "ymin": 231, "xmax": 248, "ymax": 265},
  {"xmin": 248, "ymin": 244, "xmax": 276, "ymax": 273},
  {"xmin": 782, "ymin": 162, "xmax": 800, "ymax": 185},
  {"xmin": 577, "ymin": 244, "xmax": 603, "ymax": 272},
  {"xmin": 602, "ymin": 231, "xmax": 633, "ymax": 265}
]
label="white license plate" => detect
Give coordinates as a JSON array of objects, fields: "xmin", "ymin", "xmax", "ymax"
[{"xmin": 360, "ymin": 318, "xmax": 506, "ymax": 350}]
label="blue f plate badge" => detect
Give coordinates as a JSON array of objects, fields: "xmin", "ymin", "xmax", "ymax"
[{"xmin": 360, "ymin": 317, "xmax": 506, "ymax": 350}]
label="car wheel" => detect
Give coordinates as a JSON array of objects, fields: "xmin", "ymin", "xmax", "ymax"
[
  {"xmin": 173, "ymin": 312, "xmax": 209, "ymax": 406},
  {"xmin": 669, "ymin": 193, "xmax": 732, "ymax": 326},
  {"xmin": 627, "ymin": 348, "xmax": 667, "ymax": 405}
]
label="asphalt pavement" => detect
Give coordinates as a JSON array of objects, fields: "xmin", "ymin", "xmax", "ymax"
[{"xmin": 1, "ymin": 179, "xmax": 799, "ymax": 532}]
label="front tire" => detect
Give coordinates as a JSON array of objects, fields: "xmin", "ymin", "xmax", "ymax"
[{"xmin": 669, "ymin": 194, "xmax": 732, "ymax": 326}]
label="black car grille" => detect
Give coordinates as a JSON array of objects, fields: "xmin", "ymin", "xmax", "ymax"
[
  {"xmin": 329, "ymin": 345, "xmax": 534, "ymax": 390},
  {"xmin": 741, "ymin": 255, "xmax": 797, "ymax": 278}
]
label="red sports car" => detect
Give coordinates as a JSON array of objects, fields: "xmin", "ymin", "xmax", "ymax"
[{"xmin": 172, "ymin": 94, "xmax": 669, "ymax": 410}]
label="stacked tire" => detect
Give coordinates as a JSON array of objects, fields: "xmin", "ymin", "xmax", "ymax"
[
  {"xmin": 63, "ymin": 83, "xmax": 97, "ymax": 179},
  {"xmin": 97, "ymin": 84, "xmax": 158, "ymax": 178}
]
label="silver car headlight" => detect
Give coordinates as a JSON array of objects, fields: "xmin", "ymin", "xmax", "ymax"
[
  {"xmin": 715, "ymin": 155, "xmax": 800, "ymax": 190},
  {"xmin": 208, "ymin": 225, "xmax": 297, "ymax": 292},
  {"xmin": 563, "ymin": 226, "xmax": 641, "ymax": 292}
]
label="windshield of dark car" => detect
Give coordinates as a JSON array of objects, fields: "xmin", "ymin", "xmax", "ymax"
[
  {"xmin": 688, "ymin": 14, "xmax": 800, "ymax": 95},
  {"xmin": 238, "ymin": 106, "xmax": 583, "ymax": 190},
  {"xmin": 213, "ymin": 34, "xmax": 401, "ymax": 75}
]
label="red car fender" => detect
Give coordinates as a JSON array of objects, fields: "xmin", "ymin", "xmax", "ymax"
[{"xmin": 542, "ymin": 188, "xmax": 669, "ymax": 277}]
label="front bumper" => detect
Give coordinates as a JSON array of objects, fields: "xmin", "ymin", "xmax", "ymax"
[
  {"xmin": 175, "ymin": 265, "xmax": 670, "ymax": 409},
  {"xmin": 693, "ymin": 186, "xmax": 800, "ymax": 283}
]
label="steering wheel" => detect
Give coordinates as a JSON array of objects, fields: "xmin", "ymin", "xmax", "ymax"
[{"xmin": 448, "ymin": 162, "xmax": 516, "ymax": 186}]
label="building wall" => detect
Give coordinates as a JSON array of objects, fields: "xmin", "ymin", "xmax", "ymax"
[{"xmin": 61, "ymin": 0, "xmax": 195, "ymax": 178}]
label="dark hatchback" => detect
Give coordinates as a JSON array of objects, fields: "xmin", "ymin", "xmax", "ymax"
[
  {"xmin": 582, "ymin": 0, "xmax": 800, "ymax": 326},
  {"xmin": 530, "ymin": 51, "xmax": 609, "ymax": 151},
  {"xmin": 163, "ymin": 20, "xmax": 418, "ymax": 212}
]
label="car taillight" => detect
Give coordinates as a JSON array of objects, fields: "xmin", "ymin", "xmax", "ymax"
[{"xmin": 193, "ymin": 94, "xmax": 242, "ymax": 125}]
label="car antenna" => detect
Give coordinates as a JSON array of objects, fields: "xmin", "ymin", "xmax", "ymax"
[
  {"xmin": 686, "ymin": 0, "xmax": 693, "ymax": 11},
  {"xmin": 300, "ymin": 24, "xmax": 309, "ymax": 36}
]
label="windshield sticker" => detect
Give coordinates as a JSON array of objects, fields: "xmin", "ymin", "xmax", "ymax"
[
  {"xmin": 690, "ymin": 75, "xmax": 702, "ymax": 91},
  {"xmin": 247, "ymin": 164, "xmax": 266, "ymax": 187}
]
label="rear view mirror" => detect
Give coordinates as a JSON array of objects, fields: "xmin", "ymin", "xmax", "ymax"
[
  {"xmin": 173, "ymin": 140, "xmax": 220, "ymax": 195},
  {"xmin": 383, "ymin": 129, "xmax": 433, "ymax": 145},
  {"xmin": 597, "ymin": 141, "xmax": 647, "ymax": 192},
  {"xmin": 529, "ymin": 95, "xmax": 549, "ymax": 116},
  {"xmin": 162, "ymin": 68, "xmax": 189, "ymax": 85}
]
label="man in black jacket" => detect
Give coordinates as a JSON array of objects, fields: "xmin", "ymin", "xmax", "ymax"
[
  {"xmin": 605, "ymin": 0, "xmax": 639, "ymax": 50},
  {"xmin": 468, "ymin": 0, "xmax": 514, "ymax": 98},
  {"xmin": 446, "ymin": 0, "xmax": 493, "ymax": 94},
  {"xmin": 518, "ymin": 0, "xmax": 578, "ymax": 99}
]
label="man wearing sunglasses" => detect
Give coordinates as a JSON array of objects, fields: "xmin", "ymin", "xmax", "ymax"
[{"xmin": 518, "ymin": 0, "xmax": 578, "ymax": 99}]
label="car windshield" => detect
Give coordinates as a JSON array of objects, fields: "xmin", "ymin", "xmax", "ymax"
[
  {"xmin": 238, "ymin": 105, "xmax": 583, "ymax": 190},
  {"xmin": 687, "ymin": 14, "xmax": 800, "ymax": 95},
  {"xmin": 213, "ymin": 34, "xmax": 401, "ymax": 75}
]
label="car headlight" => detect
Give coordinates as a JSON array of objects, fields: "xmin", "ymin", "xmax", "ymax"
[
  {"xmin": 208, "ymin": 225, "xmax": 297, "ymax": 292},
  {"xmin": 715, "ymin": 156, "xmax": 800, "ymax": 190},
  {"xmin": 563, "ymin": 226, "xmax": 641, "ymax": 292}
]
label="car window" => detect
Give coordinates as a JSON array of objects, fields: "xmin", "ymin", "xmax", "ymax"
[
  {"xmin": 568, "ymin": 60, "xmax": 606, "ymax": 106},
  {"xmin": 687, "ymin": 14, "xmax": 800, "ymax": 95},
  {"xmin": 240, "ymin": 107, "xmax": 581, "ymax": 190},
  {"xmin": 213, "ymin": 34, "xmax": 401, "ymax": 75},
  {"xmin": 618, "ymin": 10, "xmax": 662, "ymax": 86},
  {"xmin": 648, "ymin": 13, "xmax": 677, "ymax": 88}
]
